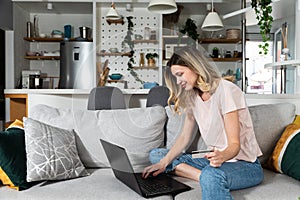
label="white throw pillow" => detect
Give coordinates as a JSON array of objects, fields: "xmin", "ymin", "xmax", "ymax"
[
  {"xmin": 30, "ymin": 104, "xmax": 167, "ymax": 171},
  {"xmin": 23, "ymin": 117, "xmax": 89, "ymax": 182}
]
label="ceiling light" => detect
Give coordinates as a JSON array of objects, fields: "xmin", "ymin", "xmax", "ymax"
[
  {"xmin": 147, "ymin": 0, "xmax": 177, "ymax": 14},
  {"xmin": 201, "ymin": 1, "xmax": 224, "ymax": 31},
  {"xmin": 106, "ymin": 2, "xmax": 120, "ymax": 19},
  {"xmin": 245, "ymin": 8, "xmax": 258, "ymax": 26}
]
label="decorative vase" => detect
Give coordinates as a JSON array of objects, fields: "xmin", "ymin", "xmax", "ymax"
[
  {"xmin": 147, "ymin": 58, "xmax": 155, "ymax": 66},
  {"xmin": 139, "ymin": 53, "xmax": 145, "ymax": 67}
]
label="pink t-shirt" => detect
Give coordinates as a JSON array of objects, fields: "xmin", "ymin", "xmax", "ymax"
[{"xmin": 191, "ymin": 79, "xmax": 262, "ymax": 162}]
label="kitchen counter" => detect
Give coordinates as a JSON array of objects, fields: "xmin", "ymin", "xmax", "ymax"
[
  {"xmin": 4, "ymin": 88, "xmax": 150, "ymax": 95},
  {"xmin": 5, "ymin": 89, "xmax": 300, "ymax": 128},
  {"xmin": 4, "ymin": 88, "xmax": 150, "ymax": 126}
]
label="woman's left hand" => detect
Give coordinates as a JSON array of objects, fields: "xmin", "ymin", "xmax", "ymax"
[{"xmin": 205, "ymin": 148, "xmax": 225, "ymax": 167}]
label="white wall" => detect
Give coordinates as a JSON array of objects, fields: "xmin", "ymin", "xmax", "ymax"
[
  {"xmin": 5, "ymin": 30, "xmax": 14, "ymax": 123},
  {"xmin": 295, "ymin": 0, "xmax": 300, "ymax": 94}
]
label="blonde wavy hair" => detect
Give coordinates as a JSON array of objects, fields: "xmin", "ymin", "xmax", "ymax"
[{"xmin": 165, "ymin": 46, "xmax": 221, "ymax": 113}]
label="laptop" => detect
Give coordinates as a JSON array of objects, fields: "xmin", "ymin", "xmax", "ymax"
[{"xmin": 100, "ymin": 139, "xmax": 191, "ymax": 198}]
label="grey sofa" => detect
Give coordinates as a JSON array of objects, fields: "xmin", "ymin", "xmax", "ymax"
[{"xmin": 0, "ymin": 103, "xmax": 299, "ymax": 200}]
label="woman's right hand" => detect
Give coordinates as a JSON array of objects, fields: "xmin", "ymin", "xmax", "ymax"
[{"xmin": 142, "ymin": 162, "xmax": 167, "ymax": 179}]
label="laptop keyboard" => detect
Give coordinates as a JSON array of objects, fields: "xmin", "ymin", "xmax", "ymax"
[{"xmin": 136, "ymin": 176, "xmax": 173, "ymax": 194}]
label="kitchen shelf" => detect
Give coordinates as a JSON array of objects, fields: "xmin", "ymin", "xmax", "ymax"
[
  {"xmin": 133, "ymin": 40, "xmax": 158, "ymax": 44},
  {"xmin": 264, "ymin": 60, "xmax": 300, "ymax": 69},
  {"xmin": 163, "ymin": 35, "xmax": 189, "ymax": 39},
  {"xmin": 24, "ymin": 37, "xmax": 93, "ymax": 42},
  {"xmin": 97, "ymin": 52, "xmax": 132, "ymax": 57},
  {"xmin": 198, "ymin": 38, "xmax": 243, "ymax": 44},
  {"xmin": 132, "ymin": 66, "xmax": 159, "ymax": 69},
  {"xmin": 24, "ymin": 56, "xmax": 60, "ymax": 60},
  {"xmin": 106, "ymin": 18, "xmax": 124, "ymax": 25},
  {"xmin": 211, "ymin": 58, "xmax": 248, "ymax": 62},
  {"xmin": 107, "ymin": 80, "xmax": 125, "ymax": 83}
]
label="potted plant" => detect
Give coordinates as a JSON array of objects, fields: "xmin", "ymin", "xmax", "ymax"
[
  {"xmin": 251, "ymin": 0, "xmax": 273, "ymax": 55},
  {"xmin": 179, "ymin": 18, "xmax": 199, "ymax": 46},
  {"xmin": 145, "ymin": 53, "xmax": 158, "ymax": 66},
  {"xmin": 122, "ymin": 16, "xmax": 144, "ymax": 85}
]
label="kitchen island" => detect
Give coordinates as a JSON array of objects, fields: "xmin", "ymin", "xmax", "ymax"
[
  {"xmin": 5, "ymin": 89, "xmax": 300, "ymax": 128},
  {"xmin": 4, "ymin": 88, "xmax": 150, "ymax": 127}
]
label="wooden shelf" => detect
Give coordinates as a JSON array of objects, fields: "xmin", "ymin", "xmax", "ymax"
[
  {"xmin": 97, "ymin": 52, "xmax": 132, "ymax": 57},
  {"xmin": 24, "ymin": 37, "xmax": 64, "ymax": 42},
  {"xmin": 264, "ymin": 60, "xmax": 300, "ymax": 69},
  {"xmin": 24, "ymin": 37, "xmax": 93, "ymax": 42},
  {"xmin": 24, "ymin": 56, "xmax": 60, "ymax": 60},
  {"xmin": 198, "ymin": 38, "xmax": 243, "ymax": 44},
  {"xmin": 163, "ymin": 35, "xmax": 189, "ymax": 39},
  {"xmin": 107, "ymin": 80, "xmax": 125, "ymax": 83},
  {"xmin": 133, "ymin": 40, "xmax": 158, "ymax": 44},
  {"xmin": 106, "ymin": 18, "xmax": 124, "ymax": 25},
  {"xmin": 132, "ymin": 66, "xmax": 159, "ymax": 69},
  {"xmin": 211, "ymin": 58, "xmax": 247, "ymax": 62}
]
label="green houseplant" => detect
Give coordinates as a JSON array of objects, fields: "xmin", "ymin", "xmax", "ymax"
[
  {"xmin": 251, "ymin": 0, "xmax": 273, "ymax": 55},
  {"xmin": 179, "ymin": 18, "xmax": 199, "ymax": 46},
  {"xmin": 122, "ymin": 16, "xmax": 144, "ymax": 85},
  {"xmin": 145, "ymin": 53, "xmax": 158, "ymax": 66}
]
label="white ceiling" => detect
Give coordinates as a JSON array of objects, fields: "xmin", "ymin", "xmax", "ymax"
[
  {"xmin": 14, "ymin": 0, "xmax": 295, "ymax": 28},
  {"xmin": 14, "ymin": 2, "xmax": 93, "ymax": 14}
]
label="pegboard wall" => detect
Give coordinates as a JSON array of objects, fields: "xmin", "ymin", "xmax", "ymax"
[{"xmin": 97, "ymin": 6, "xmax": 161, "ymax": 89}]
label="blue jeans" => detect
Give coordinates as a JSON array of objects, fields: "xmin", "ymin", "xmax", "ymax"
[{"xmin": 149, "ymin": 148, "xmax": 264, "ymax": 200}]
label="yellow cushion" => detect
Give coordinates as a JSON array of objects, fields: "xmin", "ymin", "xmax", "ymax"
[
  {"xmin": 7, "ymin": 119, "xmax": 23, "ymax": 129},
  {"xmin": 0, "ymin": 167, "xmax": 19, "ymax": 190},
  {"xmin": 293, "ymin": 115, "xmax": 300, "ymax": 125}
]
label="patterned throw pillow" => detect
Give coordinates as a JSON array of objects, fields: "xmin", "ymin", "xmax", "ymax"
[
  {"xmin": 267, "ymin": 122, "xmax": 300, "ymax": 181},
  {"xmin": 23, "ymin": 117, "xmax": 89, "ymax": 182}
]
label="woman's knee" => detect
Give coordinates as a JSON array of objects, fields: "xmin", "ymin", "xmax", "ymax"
[
  {"xmin": 200, "ymin": 167, "xmax": 228, "ymax": 187},
  {"xmin": 149, "ymin": 148, "xmax": 169, "ymax": 164}
]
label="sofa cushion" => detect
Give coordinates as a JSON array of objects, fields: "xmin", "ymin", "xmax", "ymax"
[
  {"xmin": 0, "ymin": 120, "xmax": 33, "ymax": 191},
  {"xmin": 173, "ymin": 169, "xmax": 300, "ymax": 200},
  {"xmin": 23, "ymin": 117, "xmax": 89, "ymax": 182},
  {"xmin": 293, "ymin": 115, "xmax": 300, "ymax": 125},
  {"xmin": 30, "ymin": 105, "xmax": 166, "ymax": 171},
  {"xmin": 248, "ymin": 103, "xmax": 295, "ymax": 165},
  {"xmin": 267, "ymin": 123, "xmax": 300, "ymax": 181},
  {"xmin": 0, "ymin": 168, "xmax": 173, "ymax": 200}
]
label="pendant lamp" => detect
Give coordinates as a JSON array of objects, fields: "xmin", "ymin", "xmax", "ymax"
[
  {"xmin": 147, "ymin": 0, "xmax": 177, "ymax": 14},
  {"xmin": 106, "ymin": 2, "xmax": 120, "ymax": 19},
  {"xmin": 201, "ymin": 1, "xmax": 223, "ymax": 32},
  {"xmin": 245, "ymin": 8, "xmax": 258, "ymax": 26}
]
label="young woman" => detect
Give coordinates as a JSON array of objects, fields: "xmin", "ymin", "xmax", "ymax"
[{"xmin": 142, "ymin": 46, "xmax": 263, "ymax": 200}]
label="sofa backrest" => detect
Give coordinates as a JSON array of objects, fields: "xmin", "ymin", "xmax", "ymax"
[
  {"xmin": 30, "ymin": 104, "xmax": 167, "ymax": 172},
  {"xmin": 248, "ymin": 103, "xmax": 295, "ymax": 165}
]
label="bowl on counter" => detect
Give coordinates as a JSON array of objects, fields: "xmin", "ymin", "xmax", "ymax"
[
  {"xmin": 109, "ymin": 48, "xmax": 119, "ymax": 53},
  {"xmin": 26, "ymin": 51, "xmax": 39, "ymax": 56},
  {"xmin": 134, "ymin": 34, "xmax": 143, "ymax": 40},
  {"xmin": 109, "ymin": 73, "xmax": 123, "ymax": 80},
  {"xmin": 39, "ymin": 33, "xmax": 47, "ymax": 38},
  {"xmin": 143, "ymin": 82, "xmax": 158, "ymax": 89}
]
